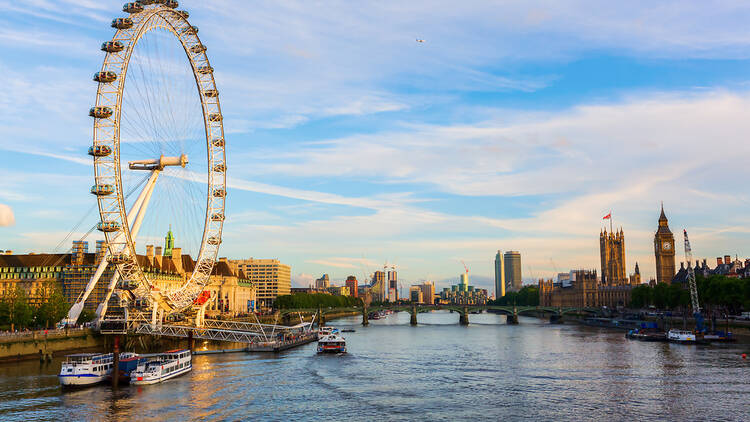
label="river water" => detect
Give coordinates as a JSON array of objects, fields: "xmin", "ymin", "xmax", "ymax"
[{"xmin": 0, "ymin": 311, "xmax": 748, "ymax": 421}]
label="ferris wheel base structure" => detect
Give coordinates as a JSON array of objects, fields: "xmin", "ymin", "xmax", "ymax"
[{"xmin": 61, "ymin": 1, "xmax": 227, "ymax": 326}]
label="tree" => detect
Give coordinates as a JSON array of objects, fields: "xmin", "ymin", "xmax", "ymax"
[
  {"xmin": 0, "ymin": 286, "xmax": 33, "ymax": 331},
  {"xmin": 666, "ymin": 283, "xmax": 690, "ymax": 310},
  {"xmin": 77, "ymin": 309, "xmax": 96, "ymax": 325},
  {"xmin": 489, "ymin": 286, "xmax": 538, "ymax": 306},
  {"xmin": 652, "ymin": 283, "xmax": 670, "ymax": 310},
  {"xmin": 627, "ymin": 275, "xmax": 750, "ymax": 314},
  {"xmin": 629, "ymin": 284, "xmax": 652, "ymax": 309},
  {"xmin": 35, "ymin": 284, "xmax": 70, "ymax": 329}
]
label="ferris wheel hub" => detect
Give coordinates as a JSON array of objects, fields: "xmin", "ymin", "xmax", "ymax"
[{"xmin": 128, "ymin": 154, "xmax": 188, "ymax": 170}]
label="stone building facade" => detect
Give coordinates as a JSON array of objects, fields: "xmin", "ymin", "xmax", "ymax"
[
  {"xmin": 0, "ymin": 236, "xmax": 256, "ymax": 317},
  {"xmin": 538, "ymin": 269, "xmax": 634, "ymax": 309}
]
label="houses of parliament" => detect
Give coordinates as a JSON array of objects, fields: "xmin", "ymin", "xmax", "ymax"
[{"xmin": 540, "ymin": 206, "xmax": 676, "ymax": 308}]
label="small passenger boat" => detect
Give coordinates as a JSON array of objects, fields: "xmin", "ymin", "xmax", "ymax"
[
  {"xmin": 317, "ymin": 326, "xmax": 339, "ymax": 337},
  {"xmin": 667, "ymin": 329, "xmax": 707, "ymax": 344},
  {"xmin": 59, "ymin": 353, "xmax": 115, "ymax": 387},
  {"xmin": 317, "ymin": 333, "xmax": 346, "ymax": 354},
  {"xmin": 130, "ymin": 349, "xmax": 192, "ymax": 385}
]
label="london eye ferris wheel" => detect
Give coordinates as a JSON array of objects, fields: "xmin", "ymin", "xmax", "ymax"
[{"xmin": 66, "ymin": 0, "xmax": 227, "ymax": 323}]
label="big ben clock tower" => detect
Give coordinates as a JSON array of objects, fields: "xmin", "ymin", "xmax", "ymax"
[{"xmin": 654, "ymin": 204, "xmax": 676, "ymax": 284}]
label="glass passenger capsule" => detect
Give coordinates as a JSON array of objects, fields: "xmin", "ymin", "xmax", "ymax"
[
  {"xmin": 122, "ymin": 2, "xmax": 144, "ymax": 14},
  {"xmin": 190, "ymin": 44, "xmax": 206, "ymax": 54},
  {"xmin": 90, "ymin": 106, "xmax": 113, "ymax": 119},
  {"xmin": 203, "ymin": 89, "xmax": 218, "ymax": 97},
  {"xmin": 111, "ymin": 18, "xmax": 134, "ymax": 29},
  {"xmin": 90, "ymin": 184, "xmax": 115, "ymax": 196},
  {"xmin": 88, "ymin": 145, "xmax": 112, "ymax": 157},
  {"xmin": 101, "ymin": 41, "xmax": 125, "ymax": 53},
  {"xmin": 212, "ymin": 138, "xmax": 225, "ymax": 147},
  {"xmin": 207, "ymin": 236, "xmax": 222, "ymax": 245},
  {"xmin": 93, "ymin": 71, "xmax": 117, "ymax": 83},
  {"xmin": 175, "ymin": 10, "xmax": 189, "ymax": 19},
  {"xmin": 211, "ymin": 213, "xmax": 225, "ymax": 222},
  {"xmin": 109, "ymin": 254, "xmax": 129, "ymax": 265},
  {"xmin": 181, "ymin": 25, "xmax": 198, "ymax": 35},
  {"xmin": 208, "ymin": 113, "xmax": 222, "ymax": 122},
  {"xmin": 212, "ymin": 188, "xmax": 226, "ymax": 198},
  {"xmin": 197, "ymin": 65, "xmax": 213, "ymax": 74},
  {"xmin": 213, "ymin": 164, "xmax": 226, "ymax": 172},
  {"xmin": 164, "ymin": 0, "xmax": 179, "ymax": 8},
  {"xmin": 97, "ymin": 221, "xmax": 121, "ymax": 233},
  {"xmin": 140, "ymin": 0, "xmax": 156, "ymax": 4}
]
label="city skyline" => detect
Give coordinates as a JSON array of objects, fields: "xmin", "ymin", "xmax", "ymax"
[{"xmin": 3, "ymin": 1, "xmax": 750, "ymax": 293}]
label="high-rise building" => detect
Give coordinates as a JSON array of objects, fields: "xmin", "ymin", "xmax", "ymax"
[
  {"xmin": 345, "ymin": 276, "xmax": 358, "ymax": 298},
  {"xmin": 409, "ymin": 286, "xmax": 423, "ymax": 303},
  {"xmin": 419, "ymin": 281, "xmax": 435, "ymax": 305},
  {"xmin": 494, "ymin": 250, "xmax": 505, "ymax": 298},
  {"xmin": 459, "ymin": 273, "xmax": 469, "ymax": 292},
  {"xmin": 372, "ymin": 271, "xmax": 386, "ymax": 302},
  {"xmin": 600, "ymin": 228, "xmax": 626, "ymax": 285},
  {"xmin": 654, "ymin": 205, "xmax": 676, "ymax": 284},
  {"xmin": 315, "ymin": 274, "xmax": 330, "ymax": 290},
  {"xmin": 503, "ymin": 251, "xmax": 522, "ymax": 292},
  {"xmin": 388, "ymin": 270, "xmax": 398, "ymax": 301},
  {"xmin": 232, "ymin": 258, "xmax": 291, "ymax": 309}
]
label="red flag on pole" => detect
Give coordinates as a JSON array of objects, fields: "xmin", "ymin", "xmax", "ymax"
[{"xmin": 603, "ymin": 213, "xmax": 611, "ymax": 220}]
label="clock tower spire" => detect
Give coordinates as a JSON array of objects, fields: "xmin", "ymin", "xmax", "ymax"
[{"xmin": 654, "ymin": 204, "xmax": 676, "ymax": 284}]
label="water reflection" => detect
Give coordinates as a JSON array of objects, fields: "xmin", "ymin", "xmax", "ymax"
[{"xmin": 0, "ymin": 311, "xmax": 747, "ymax": 421}]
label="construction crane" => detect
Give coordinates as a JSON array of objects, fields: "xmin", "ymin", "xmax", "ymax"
[
  {"xmin": 683, "ymin": 229, "xmax": 704, "ymax": 331},
  {"xmin": 461, "ymin": 260, "xmax": 469, "ymax": 275}
]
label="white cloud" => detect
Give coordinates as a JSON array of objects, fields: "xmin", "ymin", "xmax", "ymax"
[
  {"xmin": 291, "ymin": 273, "xmax": 314, "ymax": 288},
  {"xmin": 244, "ymin": 91, "xmax": 750, "ymax": 201},
  {"xmin": 0, "ymin": 204, "xmax": 15, "ymax": 227}
]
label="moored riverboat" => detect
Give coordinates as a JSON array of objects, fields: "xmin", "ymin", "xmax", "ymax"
[
  {"xmin": 116, "ymin": 353, "xmax": 147, "ymax": 384},
  {"xmin": 626, "ymin": 329, "xmax": 667, "ymax": 342},
  {"xmin": 667, "ymin": 329, "xmax": 708, "ymax": 344},
  {"xmin": 59, "ymin": 353, "xmax": 116, "ymax": 387},
  {"xmin": 317, "ymin": 333, "xmax": 346, "ymax": 354},
  {"xmin": 703, "ymin": 331, "xmax": 736, "ymax": 343},
  {"xmin": 130, "ymin": 349, "xmax": 192, "ymax": 385}
]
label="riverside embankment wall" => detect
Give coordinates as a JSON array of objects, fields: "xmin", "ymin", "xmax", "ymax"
[{"xmin": 0, "ymin": 329, "xmax": 103, "ymax": 362}]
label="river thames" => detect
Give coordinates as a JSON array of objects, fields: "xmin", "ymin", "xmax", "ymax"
[{"xmin": 0, "ymin": 312, "xmax": 748, "ymax": 421}]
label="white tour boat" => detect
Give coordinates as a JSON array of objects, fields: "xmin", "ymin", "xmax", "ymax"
[
  {"xmin": 59, "ymin": 353, "xmax": 114, "ymax": 387},
  {"xmin": 667, "ymin": 329, "xmax": 706, "ymax": 344},
  {"xmin": 317, "ymin": 333, "xmax": 346, "ymax": 354},
  {"xmin": 317, "ymin": 326, "xmax": 339, "ymax": 337},
  {"xmin": 130, "ymin": 349, "xmax": 192, "ymax": 385}
]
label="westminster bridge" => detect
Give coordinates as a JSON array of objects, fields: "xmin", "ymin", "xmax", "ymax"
[{"xmin": 277, "ymin": 304, "xmax": 602, "ymax": 326}]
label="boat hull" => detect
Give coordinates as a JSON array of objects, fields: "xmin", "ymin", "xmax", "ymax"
[
  {"xmin": 131, "ymin": 365, "xmax": 192, "ymax": 385},
  {"xmin": 317, "ymin": 346, "xmax": 346, "ymax": 353},
  {"xmin": 58, "ymin": 373, "xmax": 109, "ymax": 386}
]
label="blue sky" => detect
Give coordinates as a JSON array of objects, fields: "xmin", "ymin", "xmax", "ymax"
[{"xmin": 2, "ymin": 1, "xmax": 750, "ymax": 293}]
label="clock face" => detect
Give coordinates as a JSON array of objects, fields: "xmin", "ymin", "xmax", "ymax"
[{"xmin": 662, "ymin": 242, "xmax": 671, "ymax": 251}]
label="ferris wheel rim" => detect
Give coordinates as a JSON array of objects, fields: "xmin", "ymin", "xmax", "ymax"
[{"xmin": 91, "ymin": 3, "xmax": 227, "ymax": 312}]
